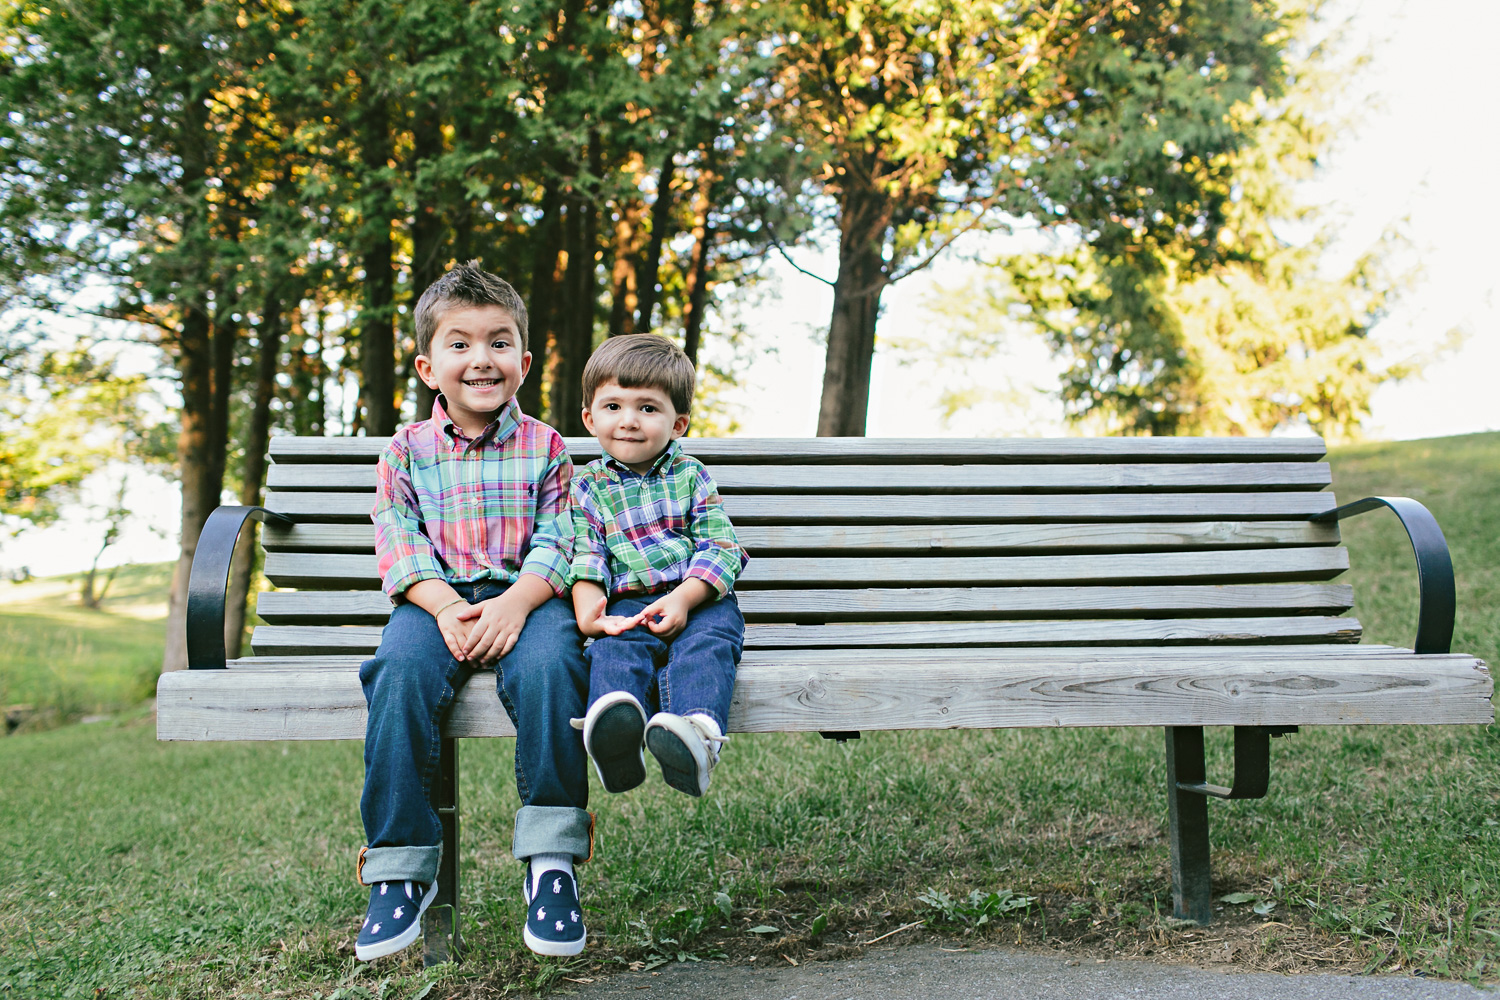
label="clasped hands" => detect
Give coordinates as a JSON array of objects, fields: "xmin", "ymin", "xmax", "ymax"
[{"xmin": 576, "ymin": 578, "xmax": 713, "ymax": 641}]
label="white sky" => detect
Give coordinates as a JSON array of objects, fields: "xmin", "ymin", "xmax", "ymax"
[{"xmin": 3, "ymin": 0, "xmax": 1496, "ymax": 578}]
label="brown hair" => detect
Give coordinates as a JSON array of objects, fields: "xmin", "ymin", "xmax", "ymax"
[
  {"xmin": 414, "ymin": 260, "xmax": 529, "ymax": 356},
  {"xmin": 581, "ymin": 334, "xmax": 696, "ymax": 415}
]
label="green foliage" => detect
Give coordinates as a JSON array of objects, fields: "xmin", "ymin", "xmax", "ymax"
[
  {"xmin": 1000, "ymin": 3, "xmax": 1404, "ymax": 437},
  {"xmin": 0, "ymin": 339, "xmax": 173, "ymax": 534}
]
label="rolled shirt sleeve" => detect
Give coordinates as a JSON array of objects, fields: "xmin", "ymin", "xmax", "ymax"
[
  {"xmin": 684, "ymin": 468, "xmax": 747, "ymax": 596},
  {"xmin": 518, "ymin": 442, "xmax": 575, "ymax": 597},
  {"xmin": 373, "ymin": 440, "xmax": 449, "ymax": 599},
  {"xmin": 567, "ymin": 479, "xmax": 614, "ymax": 590}
]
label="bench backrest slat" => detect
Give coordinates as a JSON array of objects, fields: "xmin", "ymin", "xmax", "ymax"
[{"xmin": 250, "ymin": 435, "xmax": 1356, "ymax": 657}]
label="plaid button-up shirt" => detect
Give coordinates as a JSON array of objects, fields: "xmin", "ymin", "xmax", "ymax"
[
  {"xmin": 372, "ymin": 396, "xmax": 573, "ymax": 600},
  {"xmin": 569, "ymin": 441, "xmax": 747, "ymax": 599}
]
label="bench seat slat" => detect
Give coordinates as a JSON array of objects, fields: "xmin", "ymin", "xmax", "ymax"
[
  {"xmin": 262, "ymin": 547, "xmax": 1350, "ymax": 590},
  {"xmin": 255, "ymin": 583, "xmax": 1356, "ymax": 625},
  {"xmin": 156, "ymin": 648, "xmax": 1491, "ymax": 740},
  {"xmin": 268, "ymin": 436, "xmax": 1329, "ymax": 465},
  {"xmin": 262, "ymin": 520, "xmax": 1341, "ymax": 554},
  {"xmin": 264, "ymin": 462, "xmax": 1333, "ymax": 494},
  {"xmin": 249, "ymin": 616, "xmax": 1363, "ymax": 656},
  {"xmin": 263, "ymin": 490, "xmax": 1339, "ymax": 523}
]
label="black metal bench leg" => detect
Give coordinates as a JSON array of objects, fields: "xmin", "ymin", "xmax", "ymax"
[
  {"xmin": 1165, "ymin": 726, "xmax": 1212, "ymax": 925},
  {"xmin": 423, "ymin": 737, "xmax": 462, "ymax": 966}
]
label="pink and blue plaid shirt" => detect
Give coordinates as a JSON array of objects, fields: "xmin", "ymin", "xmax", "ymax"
[
  {"xmin": 569, "ymin": 441, "xmax": 747, "ymax": 599},
  {"xmin": 372, "ymin": 396, "xmax": 573, "ymax": 600}
]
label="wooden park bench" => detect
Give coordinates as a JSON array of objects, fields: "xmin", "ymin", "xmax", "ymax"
[{"xmin": 157, "ymin": 435, "xmax": 1492, "ymax": 965}]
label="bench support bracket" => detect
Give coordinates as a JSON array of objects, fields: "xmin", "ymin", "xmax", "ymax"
[
  {"xmin": 423, "ymin": 737, "xmax": 463, "ymax": 966},
  {"xmin": 1165, "ymin": 725, "xmax": 1295, "ymax": 924}
]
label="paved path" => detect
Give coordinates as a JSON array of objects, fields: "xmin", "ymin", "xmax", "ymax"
[{"xmin": 567, "ymin": 943, "xmax": 1486, "ymax": 999}]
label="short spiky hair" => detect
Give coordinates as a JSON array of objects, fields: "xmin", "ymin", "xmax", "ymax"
[
  {"xmin": 414, "ymin": 260, "xmax": 529, "ymax": 356},
  {"xmin": 581, "ymin": 334, "xmax": 696, "ymax": 415}
]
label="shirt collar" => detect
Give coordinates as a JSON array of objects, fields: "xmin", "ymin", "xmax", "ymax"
[
  {"xmin": 432, "ymin": 394, "xmax": 521, "ymax": 450},
  {"xmin": 603, "ymin": 438, "xmax": 681, "ymax": 480}
]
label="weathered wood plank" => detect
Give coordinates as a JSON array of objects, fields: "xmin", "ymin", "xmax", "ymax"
[
  {"xmin": 249, "ymin": 616, "xmax": 1364, "ymax": 656},
  {"xmin": 263, "ymin": 490, "xmax": 1340, "ymax": 524},
  {"xmin": 255, "ymin": 583, "xmax": 1356, "ymax": 625},
  {"xmin": 265, "ymin": 461, "xmax": 1333, "ymax": 494},
  {"xmin": 156, "ymin": 649, "xmax": 1492, "ymax": 740},
  {"xmin": 262, "ymin": 547, "xmax": 1350, "ymax": 590},
  {"xmin": 269, "ymin": 435, "xmax": 1328, "ymax": 465},
  {"xmin": 261, "ymin": 520, "xmax": 1342, "ymax": 554}
]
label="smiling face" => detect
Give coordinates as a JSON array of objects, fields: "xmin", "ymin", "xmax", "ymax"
[
  {"xmin": 415, "ymin": 304, "xmax": 531, "ymax": 436},
  {"xmin": 582, "ymin": 380, "xmax": 690, "ymax": 473}
]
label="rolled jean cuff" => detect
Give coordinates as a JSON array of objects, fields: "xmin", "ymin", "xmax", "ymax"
[
  {"xmin": 359, "ymin": 844, "xmax": 441, "ymax": 885},
  {"xmin": 512, "ymin": 805, "xmax": 594, "ymax": 863}
]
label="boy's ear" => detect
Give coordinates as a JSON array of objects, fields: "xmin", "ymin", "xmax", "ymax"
[
  {"xmin": 581, "ymin": 406, "xmax": 597, "ymax": 436},
  {"xmin": 519, "ymin": 351, "xmax": 532, "ymax": 383},
  {"xmin": 414, "ymin": 354, "xmax": 439, "ymax": 390},
  {"xmin": 671, "ymin": 412, "xmax": 690, "ymax": 439}
]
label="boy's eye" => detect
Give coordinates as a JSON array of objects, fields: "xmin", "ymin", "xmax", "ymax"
[
  {"xmin": 448, "ymin": 341, "xmax": 467, "ymax": 350},
  {"xmin": 604, "ymin": 403, "xmax": 620, "ymax": 411},
  {"xmin": 491, "ymin": 339, "xmax": 509, "ymax": 350},
  {"xmin": 641, "ymin": 405, "xmax": 656, "ymax": 413}
]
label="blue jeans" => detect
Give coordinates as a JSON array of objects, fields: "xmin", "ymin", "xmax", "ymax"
[
  {"xmin": 586, "ymin": 592, "xmax": 744, "ymax": 733},
  {"xmin": 358, "ymin": 580, "xmax": 591, "ymax": 885}
]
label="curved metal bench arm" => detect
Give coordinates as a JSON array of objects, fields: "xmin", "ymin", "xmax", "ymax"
[
  {"xmin": 187, "ymin": 505, "xmax": 295, "ymax": 669},
  {"xmin": 1312, "ymin": 496, "xmax": 1454, "ymax": 654}
]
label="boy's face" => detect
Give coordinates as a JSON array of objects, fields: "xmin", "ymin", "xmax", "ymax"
[
  {"xmin": 582, "ymin": 380, "xmax": 689, "ymax": 474},
  {"xmin": 415, "ymin": 304, "xmax": 530, "ymax": 435}
]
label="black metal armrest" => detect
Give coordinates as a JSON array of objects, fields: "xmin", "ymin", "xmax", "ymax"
[
  {"xmin": 1312, "ymin": 496, "xmax": 1455, "ymax": 654},
  {"xmin": 186, "ymin": 505, "xmax": 294, "ymax": 669}
]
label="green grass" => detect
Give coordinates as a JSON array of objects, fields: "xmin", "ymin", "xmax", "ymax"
[
  {"xmin": 1, "ymin": 434, "xmax": 1496, "ymax": 998},
  {"xmin": 0, "ymin": 563, "xmax": 174, "ymax": 725}
]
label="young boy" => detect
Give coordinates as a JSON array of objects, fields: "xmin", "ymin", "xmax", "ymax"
[
  {"xmin": 568, "ymin": 334, "xmax": 748, "ymax": 798},
  {"xmin": 356, "ymin": 262, "xmax": 591, "ymax": 961}
]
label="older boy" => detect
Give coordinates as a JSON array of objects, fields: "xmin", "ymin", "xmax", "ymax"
[
  {"xmin": 568, "ymin": 334, "xmax": 748, "ymax": 799},
  {"xmin": 356, "ymin": 262, "xmax": 590, "ymax": 961}
]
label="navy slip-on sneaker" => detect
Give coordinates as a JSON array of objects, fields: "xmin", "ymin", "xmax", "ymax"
[
  {"xmin": 522, "ymin": 868, "xmax": 586, "ymax": 956},
  {"xmin": 579, "ymin": 691, "xmax": 648, "ymax": 794},
  {"xmin": 355, "ymin": 879, "xmax": 437, "ymax": 961}
]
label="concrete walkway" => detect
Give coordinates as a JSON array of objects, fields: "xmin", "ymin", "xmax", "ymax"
[{"xmin": 566, "ymin": 943, "xmax": 1488, "ymax": 999}]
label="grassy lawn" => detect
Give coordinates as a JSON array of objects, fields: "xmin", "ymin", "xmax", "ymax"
[{"xmin": 1, "ymin": 433, "xmax": 1496, "ymax": 998}]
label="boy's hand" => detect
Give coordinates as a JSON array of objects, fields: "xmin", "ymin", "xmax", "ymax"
[
  {"xmin": 457, "ymin": 590, "xmax": 531, "ymax": 664},
  {"xmin": 579, "ymin": 594, "xmax": 646, "ymax": 638},
  {"xmin": 639, "ymin": 578, "xmax": 715, "ymax": 640},
  {"xmin": 434, "ymin": 601, "xmax": 474, "ymax": 663}
]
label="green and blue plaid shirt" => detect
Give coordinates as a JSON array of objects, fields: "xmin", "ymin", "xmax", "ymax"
[{"xmin": 568, "ymin": 440, "xmax": 747, "ymax": 599}]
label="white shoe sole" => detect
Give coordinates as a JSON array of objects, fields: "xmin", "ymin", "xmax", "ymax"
[
  {"xmin": 583, "ymin": 692, "xmax": 647, "ymax": 793},
  {"xmin": 355, "ymin": 881, "xmax": 438, "ymax": 962},
  {"xmin": 645, "ymin": 712, "xmax": 712, "ymax": 797}
]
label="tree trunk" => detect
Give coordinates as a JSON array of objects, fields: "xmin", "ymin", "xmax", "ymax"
[
  {"xmin": 681, "ymin": 162, "xmax": 716, "ymax": 366},
  {"xmin": 521, "ymin": 181, "xmax": 563, "ymax": 420},
  {"xmin": 161, "ymin": 304, "xmax": 218, "ymax": 673},
  {"xmin": 359, "ymin": 101, "xmax": 397, "ymax": 436},
  {"xmin": 409, "ymin": 110, "xmax": 445, "ymax": 423},
  {"xmin": 552, "ymin": 141, "xmax": 602, "ymax": 435},
  {"xmin": 224, "ymin": 282, "xmax": 285, "ymax": 659},
  {"xmin": 635, "ymin": 147, "xmax": 676, "ymax": 332},
  {"xmin": 816, "ymin": 183, "xmax": 893, "ymax": 437},
  {"xmin": 606, "ymin": 189, "xmax": 643, "ymax": 339}
]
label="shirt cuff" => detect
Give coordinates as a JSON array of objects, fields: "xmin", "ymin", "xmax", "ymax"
[
  {"xmin": 382, "ymin": 560, "xmax": 448, "ymax": 599},
  {"xmin": 519, "ymin": 549, "xmax": 571, "ymax": 598}
]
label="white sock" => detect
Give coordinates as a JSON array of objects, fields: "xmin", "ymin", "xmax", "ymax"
[
  {"xmin": 688, "ymin": 713, "xmax": 724, "ymax": 762},
  {"xmin": 529, "ymin": 852, "xmax": 574, "ymax": 881},
  {"xmin": 688, "ymin": 713, "xmax": 722, "ymax": 740}
]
